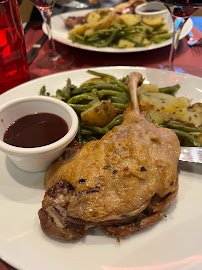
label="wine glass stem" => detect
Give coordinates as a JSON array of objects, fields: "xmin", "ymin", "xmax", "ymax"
[
  {"xmin": 39, "ymin": 7, "xmax": 57, "ymax": 53},
  {"xmin": 168, "ymin": 17, "xmax": 187, "ymax": 70}
]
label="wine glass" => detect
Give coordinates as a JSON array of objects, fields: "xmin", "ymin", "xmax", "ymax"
[
  {"xmin": 28, "ymin": 0, "xmax": 74, "ymax": 69},
  {"xmin": 158, "ymin": 0, "xmax": 201, "ymax": 72}
]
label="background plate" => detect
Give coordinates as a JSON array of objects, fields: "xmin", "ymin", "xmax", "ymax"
[
  {"xmin": 43, "ymin": 9, "xmax": 193, "ymax": 53},
  {"xmin": 0, "ymin": 67, "xmax": 202, "ymax": 270}
]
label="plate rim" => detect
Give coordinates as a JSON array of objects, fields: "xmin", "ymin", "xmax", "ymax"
[{"xmin": 1, "ymin": 65, "xmax": 201, "ymax": 98}]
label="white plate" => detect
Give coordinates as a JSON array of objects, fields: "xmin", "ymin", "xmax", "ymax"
[
  {"xmin": 0, "ymin": 67, "xmax": 202, "ymax": 270},
  {"xmin": 43, "ymin": 9, "xmax": 193, "ymax": 53}
]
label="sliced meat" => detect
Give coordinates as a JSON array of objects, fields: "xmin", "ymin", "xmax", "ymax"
[{"xmin": 64, "ymin": 16, "xmax": 86, "ymax": 28}]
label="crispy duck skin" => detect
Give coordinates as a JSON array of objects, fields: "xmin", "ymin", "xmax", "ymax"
[{"xmin": 38, "ymin": 72, "xmax": 180, "ymax": 241}]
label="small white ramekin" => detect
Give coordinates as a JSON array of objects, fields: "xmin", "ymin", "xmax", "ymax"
[
  {"xmin": 0, "ymin": 96, "xmax": 78, "ymax": 172},
  {"xmin": 135, "ymin": 1, "xmax": 170, "ymax": 22}
]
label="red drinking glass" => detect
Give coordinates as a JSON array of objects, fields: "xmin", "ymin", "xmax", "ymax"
[
  {"xmin": 0, "ymin": 0, "xmax": 30, "ymax": 94},
  {"xmin": 158, "ymin": 0, "xmax": 201, "ymax": 72}
]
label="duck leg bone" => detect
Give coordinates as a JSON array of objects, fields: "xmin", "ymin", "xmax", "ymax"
[{"xmin": 127, "ymin": 72, "xmax": 144, "ymax": 113}]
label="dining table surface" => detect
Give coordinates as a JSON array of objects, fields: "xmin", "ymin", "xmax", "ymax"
[{"xmin": 0, "ymin": 6, "xmax": 202, "ymax": 270}]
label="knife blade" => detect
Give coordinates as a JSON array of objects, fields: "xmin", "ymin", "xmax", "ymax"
[
  {"xmin": 27, "ymin": 34, "xmax": 48, "ymax": 65},
  {"xmin": 179, "ymin": 147, "xmax": 202, "ymax": 164}
]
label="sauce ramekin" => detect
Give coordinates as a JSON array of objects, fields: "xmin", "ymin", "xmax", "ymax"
[
  {"xmin": 0, "ymin": 96, "xmax": 78, "ymax": 172},
  {"xmin": 135, "ymin": 1, "xmax": 170, "ymax": 22}
]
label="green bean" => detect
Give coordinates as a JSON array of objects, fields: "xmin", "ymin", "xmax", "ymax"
[
  {"xmin": 67, "ymin": 93, "xmax": 96, "ymax": 104},
  {"xmin": 86, "ymin": 33, "xmax": 102, "ymax": 43},
  {"xmin": 71, "ymin": 33, "xmax": 86, "ymax": 43},
  {"xmin": 69, "ymin": 20, "xmax": 171, "ymax": 48},
  {"xmin": 83, "ymin": 28, "xmax": 120, "ymax": 47},
  {"xmin": 116, "ymin": 30, "xmax": 130, "ymax": 38},
  {"xmin": 140, "ymin": 22, "xmax": 155, "ymax": 30},
  {"xmin": 83, "ymin": 135, "xmax": 99, "ymax": 141},
  {"xmin": 159, "ymin": 84, "xmax": 180, "ymax": 94},
  {"xmin": 96, "ymin": 28, "xmax": 117, "ymax": 34},
  {"xmin": 81, "ymin": 124, "xmax": 109, "ymax": 134},
  {"xmin": 81, "ymin": 114, "xmax": 123, "ymax": 138},
  {"xmin": 151, "ymin": 33, "xmax": 173, "ymax": 43},
  {"xmin": 110, "ymin": 95, "xmax": 129, "ymax": 104},
  {"xmin": 89, "ymin": 83, "xmax": 124, "ymax": 92},
  {"xmin": 112, "ymin": 103, "xmax": 127, "ymax": 109},
  {"xmin": 90, "ymin": 88, "xmax": 98, "ymax": 95},
  {"xmin": 80, "ymin": 81, "xmax": 99, "ymax": 88},
  {"xmin": 81, "ymin": 129, "xmax": 93, "ymax": 135},
  {"xmin": 56, "ymin": 78, "xmax": 73, "ymax": 101},
  {"xmin": 99, "ymin": 29, "xmax": 119, "ymax": 47},
  {"xmin": 124, "ymin": 36, "xmax": 144, "ymax": 47},
  {"xmin": 105, "ymin": 114, "xmax": 123, "ymax": 130},
  {"xmin": 123, "ymin": 27, "xmax": 142, "ymax": 34},
  {"xmin": 71, "ymin": 82, "xmax": 124, "ymax": 95},
  {"xmin": 171, "ymin": 129, "xmax": 201, "ymax": 147},
  {"xmin": 124, "ymin": 24, "xmax": 152, "ymax": 32},
  {"xmin": 109, "ymin": 79, "xmax": 129, "ymax": 93},
  {"xmin": 87, "ymin": 70, "xmax": 118, "ymax": 81},
  {"xmin": 165, "ymin": 120, "xmax": 202, "ymax": 133},
  {"xmin": 121, "ymin": 76, "xmax": 128, "ymax": 83},
  {"xmin": 39, "ymin": 86, "xmax": 50, "ymax": 96},
  {"xmin": 87, "ymin": 29, "xmax": 116, "ymax": 43},
  {"xmin": 72, "ymin": 82, "xmax": 99, "ymax": 95},
  {"xmin": 150, "ymin": 30, "xmax": 169, "ymax": 35},
  {"xmin": 76, "ymin": 117, "xmax": 83, "ymax": 143},
  {"xmin": 68, "ymin": 103, "xmax": 92, "ymax": 113},
  {"xmin": 98, "ymin": 89, "xmax": 129, "ymax": 99},
  {"xmin": 39, "ymin": 86, "xmax": 46, "ymax": 95}
]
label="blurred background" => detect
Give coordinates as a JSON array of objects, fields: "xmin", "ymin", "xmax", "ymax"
[
  {"xmin": 19, "ymin": 0, "xmax": 126, "ymax": 23},
  {"xmin": 18, "ymin": 0, "xmax": 202, "ymax": 30}
]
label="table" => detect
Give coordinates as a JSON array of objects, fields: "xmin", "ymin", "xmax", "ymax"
[{"xmin": 0, "ymin": 15, "xmax": 202, "ymax": 270}]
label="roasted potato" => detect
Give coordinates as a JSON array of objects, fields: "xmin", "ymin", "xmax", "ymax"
[
  {"xmin": 69, "ymin": 11, "xmax": 116, "ymax": 37},
  {"xmin": 81, "ymin": 100, "xmax": 117, "ymax": 127},
  {"xmin": 68, "ymin": 24, "xmax": 89, "ymax": 37},
  {"xmin": 142, "ymin": 16, "xmax": 164, "ymax": 27},
  {"xmin": 173, "ymin": 107, "xmax": 202, "ymax": 127},
  {"xmin": 86, "ymin": 11, "xmax": 101, "ymax": 24},
  {"xmin": 138, "ymin": 83, "xmax": 159, "ymax": 94},
  {"xmin": 115, "ymin": 14, "xmax": 141, "ymax": 26},
  {"xmin": 138, "ymin": 92, "xmax": 190, "ymax": 112},
  {"xmin": 117, "ymin": 39, "xmax": 134, "ymax": 48},
  {"xmin": 92, "ymin": 12, "xmax": 117, "ymax": 30},
  {"xmin": 144, "ymin": 109, "xmax": 172, "ymax": 125},
  {"xmin": 189, "ymin": 103, "xmax": 202, "ymax": 113}
]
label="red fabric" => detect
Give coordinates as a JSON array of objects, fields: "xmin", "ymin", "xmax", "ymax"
[{"xmin": 0, "ymin": 22, "xmax": 202, "ymax": 270}]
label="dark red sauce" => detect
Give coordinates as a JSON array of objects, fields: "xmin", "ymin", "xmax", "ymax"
[{"xmin": 3, "ymin": 113, "xmax": 68, "ymax": 148}]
